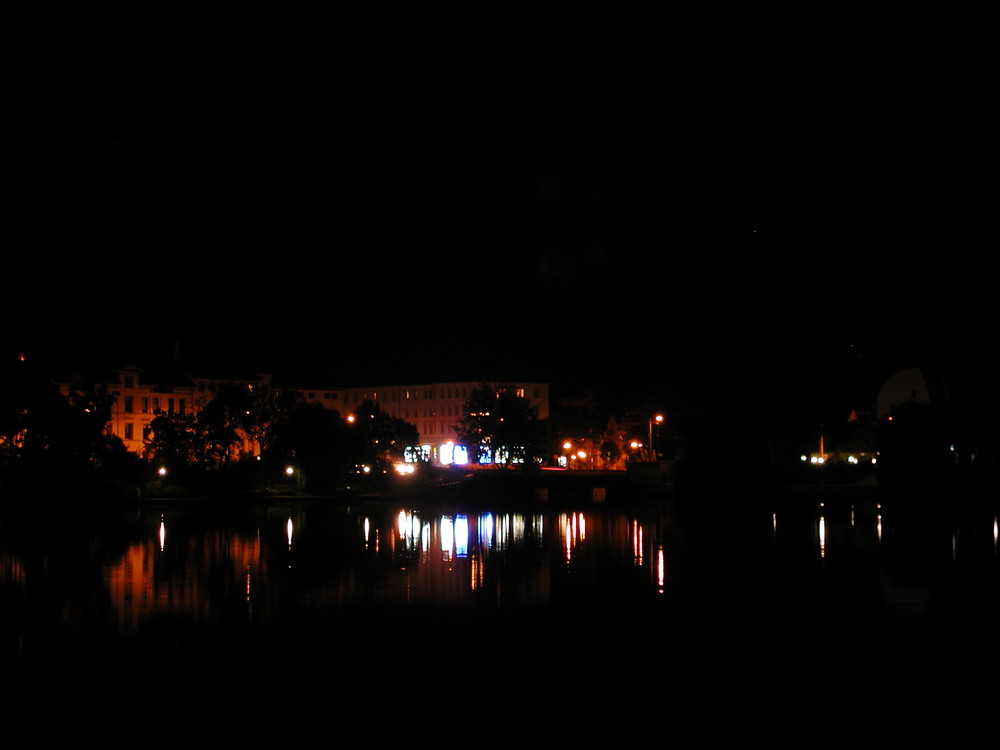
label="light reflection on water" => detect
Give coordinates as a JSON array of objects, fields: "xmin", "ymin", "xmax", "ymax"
[
  {"xmin": 86, "ymin": 502, "xmax": 662, "ymax": 634},
  {"xmin": 2, "ymin": 491, "xmax": 997, "ymax": 698}
]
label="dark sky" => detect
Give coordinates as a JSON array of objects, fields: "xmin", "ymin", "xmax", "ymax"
[{"xmin": 8, "ymin": 82, "xmax": 992, "ymax": 405}]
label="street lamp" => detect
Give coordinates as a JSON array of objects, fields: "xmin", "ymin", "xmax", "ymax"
[{"xmin": 648, "ymin": 414, "xmax": 664, "ymax": 461}]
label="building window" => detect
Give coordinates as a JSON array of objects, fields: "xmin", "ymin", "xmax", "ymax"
[
  {"xmin": 124, "ymin": 396, "xmax": 134, "ymax": 413},
  {"xmin": 152, "ymin": 398, "xmax": 160, "ymax": 413},
  {"xmin": 124, "ymin": 375, "xmax": 134, "ymax": 388},
  {"xmin": 141, "ymin": 398, "xmax": 149, "ymax": 414},
  {"xmin": 179, "ymin": 399, "xmax": 185, "ymax": 415},
  {"xmin": 124, "ymin": 423, "xmax": 134, "ymax": 441}
]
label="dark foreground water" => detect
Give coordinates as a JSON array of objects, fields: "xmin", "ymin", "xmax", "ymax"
[{"xmin": 1, "ymin": 485, "xmax": 996, "ymax": 737}]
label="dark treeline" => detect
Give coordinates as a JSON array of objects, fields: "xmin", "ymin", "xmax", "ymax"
[{"xmin": 0, "ymin": 354, "xmax": 419, "ymax": 500}]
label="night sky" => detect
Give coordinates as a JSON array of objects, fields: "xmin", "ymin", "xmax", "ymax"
[{"xmin": 8, "ymin": 80, "xmax": 992, "ymax": 409}]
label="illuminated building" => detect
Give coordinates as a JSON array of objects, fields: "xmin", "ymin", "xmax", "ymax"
[
  {"xmin": 50, "ymin": 361, "xmax": 548, "ymax": 467},
  {"xmin": 338, "ymin": 381, "xmax": 550, "ymax": 466},
  {"xmin": 52, "ymin": 362, "xmax": 272, "ymax": 458}
]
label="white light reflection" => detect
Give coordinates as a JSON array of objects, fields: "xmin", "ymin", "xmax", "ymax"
[
  {"xmin": 632, "ymin": 520, "xmax": 644, "ymax": 565},
  {"xmin": 364, "ymin": 517, "xmax": 371, "ymax": 546},
  {"xmin": 657, "ymin": 545, "xmax": 666, "ymax": 592},
  {"xmin": 159, "ymin": 516, "xmax": 165, "ymax": 551},
  {"xmin": 479, "ymin": 513, "xmax": 494, "ymax": 549},
  {"xmin": 818, "ymin": 508, "xmax": 826, "ymax": 559},
  {"xmin": 441, "ymin": 515, "xmax": 454, "ymax": 561},
  {"xmin": 877, "ymin": 504, "xmax": 882, "ymax": 543},
  {"xmin": 394, "ymin": 510, "xmax": 423, "ymax": 556},
  {"xmin": 994, "ymin": 516, "xmax": 998, "ymax": 553},
  {"xmin": 287, "ymin": 517, "xmax": 293, "ymax": 551},
  {"xmin": 454, "ymin": 515, "xmax": 469, "ymax": 557},
  {"xmin": 495, "ymin": 514, "xmax": 528, "ymax": 551}
]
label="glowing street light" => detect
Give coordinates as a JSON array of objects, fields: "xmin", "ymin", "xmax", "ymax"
[
  {"xmin": 561, "ymin": 441, "xmax": 574, "ymax": 469},
  {"xmin": 648, "ymin": 414, "xmax": 664, "ymax": 461}
]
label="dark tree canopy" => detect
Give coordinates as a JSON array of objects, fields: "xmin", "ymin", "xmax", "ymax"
[{"xmin": 455, "ymin": 383, "xmax": 547, "ymax": 467}]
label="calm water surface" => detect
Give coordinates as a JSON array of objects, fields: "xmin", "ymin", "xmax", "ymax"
[{"xmin": 2, "ymin": 487, "xmax": 996, "ymax": 733}]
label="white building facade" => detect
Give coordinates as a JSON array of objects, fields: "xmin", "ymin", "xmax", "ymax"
[{"xmin": 337, "ymin": 380, "xmax": 550, "ymax": 466}]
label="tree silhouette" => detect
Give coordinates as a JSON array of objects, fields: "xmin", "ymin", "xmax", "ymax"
[
  {"xmin": 268, "ymin": 401, "xmax": 352, "ymax": 493},
  {"xmin": 350, "ymin": 400, "xmax": 419, "ymax": 470},
  {"xmin": 1, "ymin": 357, "xmax": 136, "ymax": 494},
  {"xmin": 454, "ymin": 383, "xmax": 546, "ymax": 468}
]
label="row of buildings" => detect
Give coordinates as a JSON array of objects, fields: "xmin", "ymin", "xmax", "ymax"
[{"xmin": 48, "ymin": 354, "xmax": 552, "ymax": 468}]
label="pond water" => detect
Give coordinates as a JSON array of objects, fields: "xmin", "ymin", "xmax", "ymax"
[{"xmin": 1, "ymin": 487, "xmax": 996, "ymax": 735}]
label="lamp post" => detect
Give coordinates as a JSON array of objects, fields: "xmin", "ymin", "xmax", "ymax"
[{"xmin": 648, "ymin": 414, "xmax": 664, "ymax": 461}]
